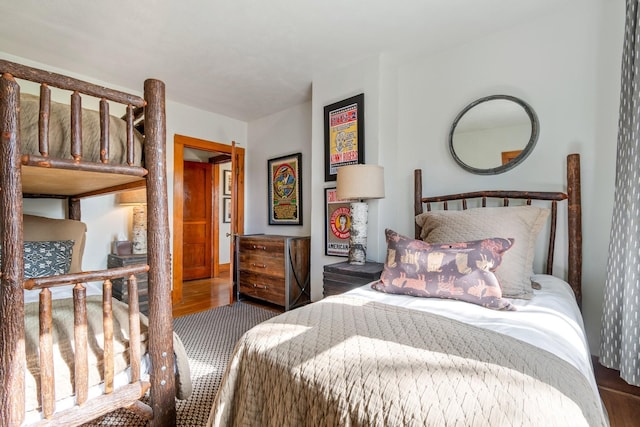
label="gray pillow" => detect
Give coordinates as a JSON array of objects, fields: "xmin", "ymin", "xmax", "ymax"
[{"xmin": 416, "ymin": 206, "xmax": 549, "ymax": 299}]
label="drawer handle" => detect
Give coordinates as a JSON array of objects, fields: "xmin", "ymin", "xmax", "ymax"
[
  {"xmin": 251, "ymin": 263, "xmax": 267, "ymax": 268},
  {"xmin": 252, "ymin": 245, "xmax": 267, "ymax": 250},
  {"xmin": 252, "ymin": 284, "xmax": 269, "ymax": 290}
]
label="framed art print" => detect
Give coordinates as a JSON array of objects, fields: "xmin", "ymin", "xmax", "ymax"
[
  {"xmin": 324, "ymin": 187, "xmax": 350, "ymax": 256},
  {"xmin": 324, "ymin": 93, "xmax": 364, "ymax": 181},
  {"xmin": 223, "ymin": 197, "xmax": 231, "ymax": 223},
  {"xmin": 268, "ymin": 153, "xmax": 302, "ymax": 225},
  {"xmin": 223, "ymin": 169, "xmax": 232, "ymax": 196}
]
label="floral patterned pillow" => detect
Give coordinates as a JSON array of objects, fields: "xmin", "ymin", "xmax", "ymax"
[{"xmin": 372, "ymin": 229, "xmax": 515, "ymax": 310}]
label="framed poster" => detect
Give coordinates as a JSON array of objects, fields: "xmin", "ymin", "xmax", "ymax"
[
  {"xmin": 324, "ymin": 187, "xmax": 350, "ymax": 256},
  {"xmin": 324, "ymin": 93, "xmax": 364, "ymax": 182},
  {"xmin": 222, "ymin": 197, "xmax": 231, "ymax": 223},
  {"xmin": 223, "ymin": 169, "xmax": 232, "ymax": 196},
  {"xmin": 268, "ymin": 153, "xmax": 302, "ymax": 225}
]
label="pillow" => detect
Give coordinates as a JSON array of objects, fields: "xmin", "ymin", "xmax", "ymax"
[
  {"xmin": 371, "ymin": 229, "xmax": 515, "ymax": 310},
  {"xmin": 415, "ymin": 206, "xmax": 549, "ymax": 299},
  {"xmin": 0, "ymin": 240, "xmax": 74, "ymax": 279},
  {"xmin": 23, "ymin": 240, "xmax": 74, "ymax": 278},
  {"xmin": 23, "ymin": 214, "xmax": 87, "ymax": 273}
]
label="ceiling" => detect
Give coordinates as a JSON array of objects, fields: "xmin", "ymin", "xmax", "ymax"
[{"xmin": 1, "ymin": 1, "xmax": 577, "ymax": 122}]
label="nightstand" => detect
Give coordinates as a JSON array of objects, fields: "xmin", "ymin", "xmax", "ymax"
[
  {"xmin": 323, "ymin": 261, "xmax": 384, "ymax": 297},
  {"xmin": 107, "ymin": 253, "xmax": 149, "ymax": 316}
]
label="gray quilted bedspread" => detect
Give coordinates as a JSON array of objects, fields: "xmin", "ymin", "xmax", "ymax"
[
  {"xmin": 19, "ymin": 93, "xmax": 144, "ymax": 165},
  {"xmin": 208, "ymin": 295, "xmax": 607, "ymax": 427}
]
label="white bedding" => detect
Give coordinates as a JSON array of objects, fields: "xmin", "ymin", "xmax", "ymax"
[{"xmin": 347, "ymin": 274, "xmax": 598, "ymax": 398}]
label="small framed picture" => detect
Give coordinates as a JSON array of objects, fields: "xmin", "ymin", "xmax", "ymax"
[
  {"xmin": 223, "ymin": 170, "xmax": 232, "ymax": 196},
  {"xmin": 324, "ymin": 187, "xmax": 350, "ymax": 257},
  {"xmin": 324, "ymin": 93, "xmax": 365, "ymax": 182},
  {"xmin": 268, "ymin": 153, "xmax": 302, "ymax": 225},
  {"xmin": 223, "ymin": 197, "xmax": 231, "ymax": 223}
]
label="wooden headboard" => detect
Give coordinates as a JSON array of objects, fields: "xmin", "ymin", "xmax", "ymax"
[{"xmin": 413, "ymin": 154, "xmax": 583, "ymax": 307}]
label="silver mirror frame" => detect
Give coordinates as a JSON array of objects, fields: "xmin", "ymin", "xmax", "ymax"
[{"xmin": 448, "ymin": 94, "xmax": 539, "ymax": 175}]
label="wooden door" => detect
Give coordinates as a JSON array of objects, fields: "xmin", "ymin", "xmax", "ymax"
[
  {"xmin": 229, "ymin": 142, "xmax": 238, "ymax": 301},
  {"xmin": 172, "ymin": 134, "xmax": 245, "ymax": 303},
  {"xmin": 183, "ymin": 161, "xmax": 212, "ymax": 281}
]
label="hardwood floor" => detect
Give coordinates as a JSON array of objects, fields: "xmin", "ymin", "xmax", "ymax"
[
  {"xmin": 172, "ymin": 276, "xmax": 232, "ymax": 318},
  {"xmin": 594, "ymin": 358, "xmax": 640, "ymax": 426},
  {"xmin": 172, "ymin": 274, "xmax": 283, "ymax": 318}
]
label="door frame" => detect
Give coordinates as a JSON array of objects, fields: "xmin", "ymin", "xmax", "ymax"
[{"xmin": 172, "ymin": 134, "xmax": 245, "ymax": 304}]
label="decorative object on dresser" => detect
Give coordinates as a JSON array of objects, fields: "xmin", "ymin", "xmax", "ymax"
[
  {"xmin": 107, "ymin": 253, "xmax": 149, "ymax": 316},
  {"xmin": 236, "ymin": 234, "xmax": 310, "ymax": 310},
  {"xmin": 336, "ymin": 164, "xmax": 385, "ymax": 264},
  {"xmin": 118, "ymin": 188, "xmax": 148, "ymax": 254},
  {"xmin": 323, "ymin": 260, "xmax": 384, "ymax": 297}
]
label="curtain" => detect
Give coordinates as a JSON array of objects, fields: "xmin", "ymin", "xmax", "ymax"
[{"xmin": 600, "ymin": 0, "xmax": 640, "ymax": 387}]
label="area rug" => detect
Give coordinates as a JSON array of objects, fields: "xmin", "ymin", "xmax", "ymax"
[{"xmin": 85, "ymin": 302, "xmax": 278, "ymax": 426}]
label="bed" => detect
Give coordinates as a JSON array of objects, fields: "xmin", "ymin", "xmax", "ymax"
[
  {"xmin": 207, "ymin": 154, "xmax": 608, "ymax": 426},
  {"xmin": 0, "ymin": 59, "xmax": 180, "ymax": 426}
]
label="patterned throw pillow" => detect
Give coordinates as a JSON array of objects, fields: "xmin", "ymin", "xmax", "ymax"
[
  {"xmin": 372, "ymin": 229, "xmax": 515, "ymax": 310},
  {"xmin": 0, "ymin": 240, "xmax": 74, "ymax": 279}
]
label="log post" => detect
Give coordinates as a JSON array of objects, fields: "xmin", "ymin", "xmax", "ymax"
[
  {"xmin": 0, "ymin": 72, "xmax": 26, "ymax": 426},
  {"xmin": 567, "ymin": 153, "xmax": 583, "ymax": 308},
  {"xmin": 144, "ymin": 78, "xmax": 176, "ymax": 425}
]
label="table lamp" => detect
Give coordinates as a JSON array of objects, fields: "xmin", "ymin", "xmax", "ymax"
[
  {"xmin": 336, "ymin": 164, "xmax": 385, "ymax": 265},
  {"xmin": 118, "ymin": 188, "xmax": 147, "ymax": 254}
]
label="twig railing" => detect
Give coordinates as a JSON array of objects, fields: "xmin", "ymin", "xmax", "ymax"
[{"xmin": 24, "ymin": 265, "xmax": 151, "ymax": 424}]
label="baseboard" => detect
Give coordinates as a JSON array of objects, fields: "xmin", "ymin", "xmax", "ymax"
[{"xmin": 592, "ymin": 355, "xmax": 640, "ymax": 398}]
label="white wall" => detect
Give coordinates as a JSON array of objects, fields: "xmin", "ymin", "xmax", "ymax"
[
  {"xmin": 2, "ymin": 52, "xmax": 248, "ymax": 276},
  {"xmin": 246, "ymin": 101, "xmax": 312, "ymax": 236},
  {"xmin": 309, "ymin": 1, "xmax": 624, "ymax": 354}
]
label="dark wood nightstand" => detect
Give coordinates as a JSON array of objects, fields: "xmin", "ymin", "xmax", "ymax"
[
  {"xmin": 323, "ymin": 261, "xmax": 384, "ymax": 297},
  {"xmin": 107, "ymin": 253, "xmax": 149, "ymax": 316}
]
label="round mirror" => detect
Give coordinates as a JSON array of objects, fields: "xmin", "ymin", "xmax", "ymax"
[{"xmin": 449, "ymin": 95, "xmax": 539, "ymax": 175}]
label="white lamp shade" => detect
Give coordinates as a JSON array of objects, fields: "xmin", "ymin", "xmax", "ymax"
[{"xmin": 336, "ymin": 164, "xmax": 385, "ymax": 200}]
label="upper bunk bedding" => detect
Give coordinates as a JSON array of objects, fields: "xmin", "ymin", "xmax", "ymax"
[
  {"xmin": 1, "ymin": 60, "xmax": 149, "ymax": 197},
  {"xmin": 19, "ymin": 93, "xmax": 144, "ymax": 166}
]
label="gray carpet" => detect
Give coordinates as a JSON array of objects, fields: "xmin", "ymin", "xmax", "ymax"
[{"xmin": 86, "ymin": 302, "xmax": 277, "ymax": 426}]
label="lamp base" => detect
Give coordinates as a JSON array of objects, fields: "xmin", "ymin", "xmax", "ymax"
[
  {"xmin": 132, "ymin": 205, "xmax": 147, "ymax": 254},
  {"xmin": 348, "ymin": 202, "xmax": 368, "ymax": 265}
]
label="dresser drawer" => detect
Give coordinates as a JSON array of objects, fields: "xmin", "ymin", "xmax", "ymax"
[
  {"xmin": 237, "ymin": 238, "xmax": 285, "ymax": 255},
  {"xmin": 238, "ymin": 271, "xmax": 285, "ymax": 306},
  {"xmin": 238, "ymin": 252, "xmax": 286, "ymax": 277}
]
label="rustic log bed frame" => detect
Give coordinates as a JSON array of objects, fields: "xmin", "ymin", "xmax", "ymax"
[
  {"xmin": 414, "ymin": 153, "xmax": 583, "ymax": 307},
  {"xmin": 0, "ymin": 59, "xmax": 175, "ymax": 426}
]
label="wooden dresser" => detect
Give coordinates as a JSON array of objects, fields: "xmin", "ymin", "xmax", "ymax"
[{"xmin": 236, "ymin": 234, "xmax": 311, "ymax": 310}]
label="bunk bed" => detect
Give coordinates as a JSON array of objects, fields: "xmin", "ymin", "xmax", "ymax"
[{"xmin": 0, "ymin": 59, "xmax": 177, "ymax": 426}]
